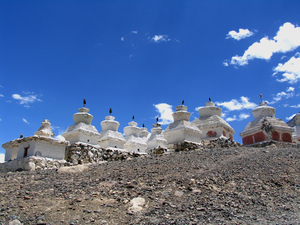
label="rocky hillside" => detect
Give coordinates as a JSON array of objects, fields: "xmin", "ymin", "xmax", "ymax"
[{"xmin": 1, "ymin": 145, "xmax": 300, "ymax": 224}]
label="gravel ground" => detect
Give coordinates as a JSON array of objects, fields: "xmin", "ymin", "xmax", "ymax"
[{"xmin": 0, "ymin": 146, "xmax": 300, "ymax": 224}]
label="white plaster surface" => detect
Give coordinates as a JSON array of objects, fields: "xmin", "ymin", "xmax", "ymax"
[
  {"xmin": 193, "ymin": 101, "xmax": 235, "ymax": 140},
  {"xmin": 164, "ymin": 105, "xmax": 202, "ymax": 145},
  {"xmin": 124, "ymin": 121, "xmax": 147, "ymax": 153},
  {"xmin": 34, "ymin": 119, "xmax": 55, "ymax": 137},
  {"xmin": 240, "ymin": 103, "xmax": 294, "ymax": 139},
  {"xmin": 63, "ymin": 107, "xmax": 100, "ymax": 145},
  {"xmin": 98, "ymin": 115, "xmax": 126, "ymax": 149},
  {"xmin": 147, "ymin": 123, "xmax": 167, "ymax": 150}
]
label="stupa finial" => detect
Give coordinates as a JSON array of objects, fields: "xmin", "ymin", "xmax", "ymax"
[
  {"xmin": 109, "ymin": 108, "xmax": 112, "ymax": 115},
  {"xmin": 182, "ymin": 100, "xmax": 184, "ymax": 105},
  {"xmin": 83, "ymin": 99, "xmax": 86, "ymax": 107}
]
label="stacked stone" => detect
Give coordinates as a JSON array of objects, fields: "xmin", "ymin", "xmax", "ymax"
[
  {"xmin": 66, "ymin": 143, "xmax": 140, "ymax": 165},
  {"xmin": 0, "ymin": 156, "xmax": 66, "ymax": 173},
  {"xmin": 164, "ymin": 105, "xmax": 202, "ymax": 150}
]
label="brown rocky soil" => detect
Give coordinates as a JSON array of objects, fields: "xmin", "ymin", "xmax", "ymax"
[{"xmin": 1, "ymin": 146, "xmax": 300, "ymax": 224}]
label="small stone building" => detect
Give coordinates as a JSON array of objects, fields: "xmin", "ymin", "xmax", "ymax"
[
  {"xmin": 164, "ymin": 105, "xmax": 202, "ymax": 147},
  {"xmin": 63, "ymin": 107, "xmax": 100, "ymax": 145},
  {"xmin": 192, "ymin": 101, "xmax": 235, "ymax": 141},
  {"xmin": 2, "ymin": 119, "xmax": 68, "ymax": 161},
  {"xmin": 240, "ymin": 102, "xmax": 294, "ymax": 146},
  {"xmin": 287, "ymin": 112, "xmax": 300, "ymax": 144}
]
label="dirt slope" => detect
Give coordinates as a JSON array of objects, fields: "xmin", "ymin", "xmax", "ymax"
[{"xmin": 1, "ymin": 146, "xmax": 300, "ymax": 224}]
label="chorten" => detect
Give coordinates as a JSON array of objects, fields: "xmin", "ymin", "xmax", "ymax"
[
  {"xmin": 2, "ymin": 119, "xmax": 67, "ymax": 161},
  {"xmin": 192, "ymin": 100, "xmax": 235, "ymax": 140},
  {"xmin": 287, "ymin": 112, "xmax": 300, "ymax": 144},
  {"xmin": 139, "ymin": 125, "xmax": 150, "ymax": 141},
  {"xmin": 123, "ymin": 121, "xmax": 147, "ymax": 153},
  {"xmin": 164, "ymin": 104, "xmax": 202, "ymax": 146},
  {"xmin": 63, "ymin": 107, "xmax": 100, "ymax": 145},
  {"xmin": 240, "ymin": 102, "xmax": 294, "ymax": 146},
  {"xmin": 98, "ymin": 115, "xmax": 126, "ymax": 149},
  {"xmin": 147, "ymin": 122, "xmax": 167, "ymax": 150}
]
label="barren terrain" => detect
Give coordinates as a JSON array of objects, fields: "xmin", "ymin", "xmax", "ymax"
[{"xmin": 1, "ymin": 146, "xmax": 300, "ymax": 224}]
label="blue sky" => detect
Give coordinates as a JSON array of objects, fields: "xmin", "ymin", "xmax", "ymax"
[{"xmin": 1, "ymin": 1, "xmax": 300, "ymax": 162}]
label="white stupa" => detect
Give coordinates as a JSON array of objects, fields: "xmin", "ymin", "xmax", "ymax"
[
  {"xmin": 164, "ymin": 104, "xmax": 202, "ymax": 147},
  {"xmin": 123, "ymin": 120, "xmax": 147, "ymax": 153},
  {"xmin": 2, "ymin": 119, "xmax": 67, "ymax": 161},
  {"xmin": 240, "ymin": 102, "xmax": 294, "ymax": 145},
  {"xmin": 98, "ymin": 114, "xmax": 126, "ymax": 149},
  {"xmin": 147, "ymin": 122, "xmax": 167, "ymax": 150},
  {"xmin": 192, "ymin": 100, "xmax": 235, "ymax": 140},
  {"xmin": 139, "ymin": 125, "xmax": 150, "ymax": 142},
  {"xmin": 63, "ymin": 107, "xmax": 100, "ymax": 145},
  {"xmin": 287, "ymin": 112, "xmax": 300, "ymax": 144}
]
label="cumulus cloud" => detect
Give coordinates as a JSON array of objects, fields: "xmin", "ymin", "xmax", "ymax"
[
  {"xmin": 226, "ymin": 28, "xmax": 254, "ymax": 41},
  {"xmin": 23, "ymin": 118, "xmax": 29, "ymax": 124},
  {"xmin": 154, "ymin": 103, "xmax": 174, "ymax": 125},
  {"xmin": 230, "ymin": 22, "xmax": 300, "ymax": 66},
  {"xmin": 269, "ymin": 86, "xmax": 295, "ymax": 104},
  {"xmin": 12, "ymin": 92, "xmax": 42, "ymax": 107},
  {"xmin": 226, "ymin": 115, "xmax": 237, "ymax": 122},
  {"xmin": 216, "ymin": 97, "xmax": 257, "ymax": 111},
  {"xmin": 291, "ymin": 104, "xmax": 300, "ymax": 108},
  {"xmin": 286, "ymin": 113, "xmax": 296, "ymax": 121},
  {"xmin": 225, "ymin": 113, "xmax": 250, "ymax": 122},
  {"xmin": 273, "ymin": 52, "xmax": 300, "ymax": 83},
  {"xmin": 0, "ymin": 153, "xmax": 4, "ymax": 163},
  {"xmin": 151, "ymin": 35, "xmax": 171, "ymax": 43}
]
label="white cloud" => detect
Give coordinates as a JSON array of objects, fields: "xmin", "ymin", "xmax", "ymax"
[
  {"xmin": 131, "ymin": 31, "xmax": 138, "ymax": 34},
  {"xmin": 223, "ymin": 61, "xmax": 229, "ymax": 66},
  {"xmin": 0, "ymin": 85, "xmax": 3, "ymax": 88},
  {"xmin": 226, "ymin": 115, "xmax": 237, "ymax": 122},
  {"xmin": 0, "ymin": 153, "xmax": 4, "ymax": 163},
  {"xmin": 216, "ymin": 96, "xmax": 257, "ymax": 111},
  {"xmin": 239, "ymin": 113, "xmax": 250, "ymax": 120},
  {"xmin": 226, "ymin": 28, "xmax": 254, "ymax": 41},
  {"xmin": 23, "ymin": 118, "xmax": 29, "ymax": 124},
  {"xmin": 286, "ymin": 113, "xmax": 296, "ymax": 121},
  {"xmin": 154, "ymin": 103, "xmax": 174, "ymax": 125},
  {"xmin": 151, "ymin": 35, "xmax": 171, "ymax": 43},
  {"xmin": 225, "ymin": 113, "xmax": 250, "ymax": 122},
  {"xmin": 0, "ymin": 94, "xmax": 4, "ymax": 97},
  {"xmin": 269, "ymin": 86, "xmax": 295, "ymax": 104},
  {"xmin": 291, "ymin": 104, "xmax": 300, "ymax": 108},
  {"xmin": 273, "ymin": 52, "xmax": 300, "ymax": 83},
  {"xmin": 121, "ymin": 37, "xmax": 124, "ymax": 41},
  {"xmin": 230, "ymin": 22, "xmax": 300, "ymax": 66},
  {"xmin": 12, "ymin": 92, "xmax": 42, "ymax": 107}
]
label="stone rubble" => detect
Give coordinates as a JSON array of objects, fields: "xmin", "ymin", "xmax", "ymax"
[{"xmin": 0, "ymin": 146, "xmax": 300, "ymax": 224}]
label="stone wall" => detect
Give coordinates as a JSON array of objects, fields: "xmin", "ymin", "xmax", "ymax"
[
  {"xmin": 0, "ymin": 156, "xmax": 67, "ymax": 173},
  {"xmin": 65, "ymin": 143, "xmax": 141, "ymax": 165}
]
